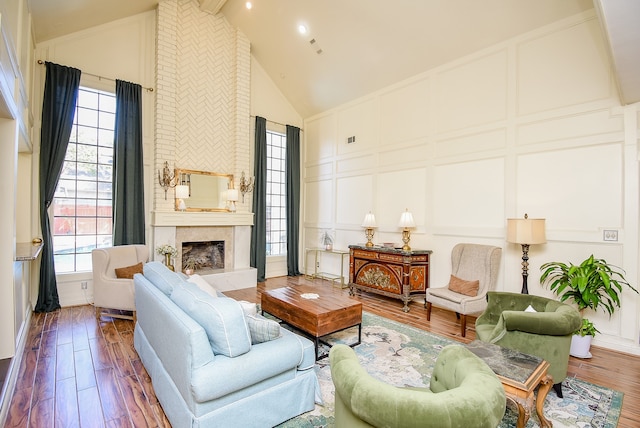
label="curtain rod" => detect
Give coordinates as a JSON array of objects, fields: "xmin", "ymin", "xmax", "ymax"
[
  {"xmin": 250, "ymin": 115, "xmax": 304, "ymax": 132},
  {"xmin": 37, "ymin": 60, "xmax": 154, "ymax": 92}
]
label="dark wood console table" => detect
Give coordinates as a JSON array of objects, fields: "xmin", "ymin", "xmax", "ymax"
[{"xmin": 348, "ymin": 245, "xmax": 431, "ymax": 312}]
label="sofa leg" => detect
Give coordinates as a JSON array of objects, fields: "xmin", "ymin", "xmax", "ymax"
[
  {"xmin": 553, "ymin": 382, "xmax": 563, "ymax": 398},
  {"xmin": 460, "ymin": 314, "xmax": 467, "ymax": 337},
  {"xmin": 426, "ymin": 302, "xmax": 432, "ymax": 321},
  {"xmin": 133, "ymin": 311, "xmax": 137, "ymax": 325}
]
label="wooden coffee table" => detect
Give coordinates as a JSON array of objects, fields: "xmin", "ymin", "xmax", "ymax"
[
  {"xmin": 261, "ymin": 285, "xmax": 363, "ymax": 359},
  {"xmin": 466, "ymin": 341, "xmax": 553, "ymax": 428}
]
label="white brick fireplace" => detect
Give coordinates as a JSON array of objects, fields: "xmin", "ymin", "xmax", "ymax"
[{"xmin": 152, "ymin": 211, "xmax": 256, "ymax": 291}]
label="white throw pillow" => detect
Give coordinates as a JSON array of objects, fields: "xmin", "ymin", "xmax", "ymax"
[
  {"xmin": 238, "ymin": 300, "xmax": 258, "ymax": 316},
  {"xmin": 187, "ymin": 274, "xmax": 218, "ymax": 297},
  {"xmin": 524, "ymin": 304, "xmax": 537, "ymax": 313}
]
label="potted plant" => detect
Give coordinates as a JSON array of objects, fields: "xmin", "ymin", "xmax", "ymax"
[
  {"xmin": 540, "ymin": 255, "xmax": 638, "ymax": 358},
  {"xmin": 320, "ymin": 230, "xmax": 334, "ymax": 251},
  {"xmin": 156, "ymin": 244, "xmax": 177, "ymax": 271}
]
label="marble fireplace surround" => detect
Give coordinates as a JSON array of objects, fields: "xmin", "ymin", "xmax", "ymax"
[{"xmin": 152, "ymin": 211, "xmax": 256, "ymax": 291}]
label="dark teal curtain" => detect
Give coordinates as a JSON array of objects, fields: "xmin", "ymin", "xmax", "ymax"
[
  {"xmin": 250, "ymin": 117, "xmax": 267, "ymax": 282},
  {"xmin": 286, "ymin": 125, "xmax": 301, "ymax": 276},
  {"xmin": 36, "ymin": 62, "xmax": 81, "ymax": 313},
  {"xmin": 113, "ymin": 80, "xmax": 145, "ymax": 245}
]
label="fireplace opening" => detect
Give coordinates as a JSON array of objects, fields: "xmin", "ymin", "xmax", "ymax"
[{"xmin": 182, "ymin": 240, "xmax": 225, "ymax": 272}]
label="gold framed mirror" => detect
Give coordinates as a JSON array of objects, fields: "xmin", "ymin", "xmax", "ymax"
[{"xmin": 174, "ymin": 168, "xmax": 234, "ymax": 212}]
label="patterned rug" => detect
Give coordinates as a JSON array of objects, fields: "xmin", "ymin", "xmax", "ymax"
[{"xmin": 277, "ymin": 312, "xmax": 623, "ymax": 428}]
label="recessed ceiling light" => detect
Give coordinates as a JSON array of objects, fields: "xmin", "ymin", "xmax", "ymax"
[
  {"xmin": 245, "ymin": 2, "xmax": 252, "ymax": 9},
  {"xmin": 298, "ymin": 24, "xmax": 307, "ymax": 35}
]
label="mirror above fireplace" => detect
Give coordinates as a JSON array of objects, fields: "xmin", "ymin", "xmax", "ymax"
[{"xmin": 174, "ymin": 168, "xmax": 234, "ymax": 212}]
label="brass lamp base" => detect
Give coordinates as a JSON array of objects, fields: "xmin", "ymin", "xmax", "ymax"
[
  {"xmin": 365, "ymin": 227, "xmax": 375, "ymax": 247},
  {"xmin": 401, "ymin": 229, "xmax": 411, "ymax": 251}
]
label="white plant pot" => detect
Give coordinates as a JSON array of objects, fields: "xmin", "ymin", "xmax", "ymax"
[{"xmin": 569, "ymin": 334, "xmax": 593, "ymax": 359}]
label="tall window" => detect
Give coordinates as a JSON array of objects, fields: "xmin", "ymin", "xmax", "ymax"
[
  {"xmin": 266, "ymin": 130, "xmax": 287, "ymax": 256},
  {"xmin": 52, "ymin": 87, "xmax": 116, "ymax": 273}
]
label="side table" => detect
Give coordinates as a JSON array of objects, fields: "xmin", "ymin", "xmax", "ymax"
[
  {"xmin": 305, "ymin": 248, "xmax": 349, "ymax": 288},
  {"xmin": 466, "ymin": 340, "xmax": 553, "ymax": 428}
]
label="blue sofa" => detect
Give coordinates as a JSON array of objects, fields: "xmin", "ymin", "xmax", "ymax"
[{"xmin": 133, "ymin": 262, "xmax": 320, "ymax": 427}]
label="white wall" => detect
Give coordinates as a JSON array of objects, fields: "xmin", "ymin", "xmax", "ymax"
[{"xmin": 303, "ymin": 10, "xmax": 640, "ymax": 355}]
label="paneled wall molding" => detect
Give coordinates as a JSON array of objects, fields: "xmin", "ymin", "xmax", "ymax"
[{"xmin": 302, "ymin": 9, "xmax": 640, "ymax": 354}]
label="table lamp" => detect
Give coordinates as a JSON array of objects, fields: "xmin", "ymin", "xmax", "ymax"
[
  {"xmin": 507, "ymin": 213, "xmax": 546, "ymax": 294},
  {"xmin": 227, "ymin": 188, "xmax": 239, "ymax": 212},
  {"xmin": 398, "ymin": 209, "xmax": 415, "ymax": 251},
  {"xmin": 175, "ymin": 185, "xmax": 190, "ymax": 211},
  {"xmin": 361, "ymin": 212, "xmax": 377, "ymax": 247}
]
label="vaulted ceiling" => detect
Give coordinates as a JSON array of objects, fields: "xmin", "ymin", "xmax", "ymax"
[{"xmin": 28, "ymin": 0, "xmax": 639, "ymax": 118}]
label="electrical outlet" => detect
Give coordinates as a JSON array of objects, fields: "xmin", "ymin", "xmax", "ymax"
[
  {"xmin": 81, "ymin": 281, "xmax": 88, "ymax": 290},
  {"xmin": 603, "ymin": 230, "xmax": 618, "ymax": 242},
  {"xmin": 316, "ymin": 262, "xmax": 320, "ymax": 268}
]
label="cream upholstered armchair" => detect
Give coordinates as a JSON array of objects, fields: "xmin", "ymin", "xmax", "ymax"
[
  {"xmin": 92, "ymin": 245, "xmax": 149, "ymax": 321},
  {"xmin": 425, "ymin": 243, "xmax": 501, "ymax": 337}
]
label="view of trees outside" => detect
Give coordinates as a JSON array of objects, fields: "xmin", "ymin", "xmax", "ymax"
[{"xmin": 52, "ymin": 87, "xmax": 115, "ymax": 273}]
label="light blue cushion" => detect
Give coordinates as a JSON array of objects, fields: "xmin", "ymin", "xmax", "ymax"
[
  {"xmin": 245, "ymin": 313, "xmax": 281, "ymax": 344},
  {"xmin": 170, "ymin": 283, "xmax": 252, "ymax": 357},
  {"xmin": 143, "ymin": 261, "xmax": 185, "ymax": 295}
]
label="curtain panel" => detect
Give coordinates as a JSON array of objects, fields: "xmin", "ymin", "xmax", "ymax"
[
  {"xmin": 113, "ymin": 79, "xmax": 145, "ymax": 245},
  {"xmin": 286, "ymin": 125, "xmax": 301, "ymax": 276},
  {"xmin": 250, "ymin": 116, "xmax": 267, "ymax": 282},
  {"xmin": 36, "ymin": 62, "xmax": 81, "ymax": 313}
]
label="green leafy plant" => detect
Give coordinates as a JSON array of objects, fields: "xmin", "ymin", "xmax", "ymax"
[
  {"xmin": 575, "ymin": 318, "xmax": 599, "ymax": 337},
  {"xmin": 540, "ymin": 255, "xmax": 638, "ymax": 336}
]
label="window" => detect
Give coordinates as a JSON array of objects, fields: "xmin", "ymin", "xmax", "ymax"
[
  {"xmin": 52, "ymin": 87, "xmax": 116, "ymax": 273},
  {"xmin": 266, "ymin": 130, "xmax": 287, "ymax": 256}
]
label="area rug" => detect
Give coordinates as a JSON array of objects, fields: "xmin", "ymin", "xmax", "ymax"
[{"xmin": 277, "ymin": 312, "xmax": 623, "ymax": 428}]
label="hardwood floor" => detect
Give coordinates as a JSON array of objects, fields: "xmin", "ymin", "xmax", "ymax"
[{"xmin": 4, "ymin": 275, "xmax": 640, "ymax": 427}]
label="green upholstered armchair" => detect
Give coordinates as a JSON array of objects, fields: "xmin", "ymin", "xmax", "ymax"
[
  {"xmin": 329, "ymin": 344, "xmax": 506, "ymax": 428},
  {"xmin": 475, "ymin": 291, "xmax": 582, "ymax": 398}
]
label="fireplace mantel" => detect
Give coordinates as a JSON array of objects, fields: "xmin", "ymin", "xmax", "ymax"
[{"xmin": 152, "ymin": 211, "xmax": 254, "ymax": 227}]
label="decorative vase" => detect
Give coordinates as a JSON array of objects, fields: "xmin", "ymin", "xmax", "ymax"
[
  {"xmin": 569, "ymin": 334, "xmax": 592, "ymax": 359},
  {"xmin": 325, "ymin": 244, "xmax": 333, "ymax": 251},
  {"xmin": 164, "ymin": 253, "xmax": 175, "ymax": 271},
  {"xmin": 184, "ymin": 268, "xmax": 194, "ymax": 276}
]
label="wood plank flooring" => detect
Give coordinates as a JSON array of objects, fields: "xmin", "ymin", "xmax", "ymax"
[{"xmin": 4, "ymin": 275, "xmax": 640, "ymax": 427}]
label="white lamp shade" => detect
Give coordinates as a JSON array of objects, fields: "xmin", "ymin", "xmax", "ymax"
[
  {"xmin": 175, "ymin": 185, "xmax": 190, "ymax": 199},
  {"xmin": 361, "ymin": 212, "xmax": 377, "ymax": 228},
  {"xmin": 227, "ymin": 189, "xmax": 239, "ymax": 202},
  {"xmin": 507, "ymin": 217, "xmax": 546, "ymax": 244},
  {"xmin": 398, "ymin": 210, "xmax": 415, "ymax": 228}
]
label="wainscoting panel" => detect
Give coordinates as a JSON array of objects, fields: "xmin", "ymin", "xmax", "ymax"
[
  {"xmin": 336, "ymin": 154, "xmax": 377, "ymax": 174},
  {"xmin": 305, "ymin": 114, "xmax": 337, "ymax": 162},
  {"xmin": 376, "ymin": 168, "xmax": 427, "ymax": 231},
  {"xmin": 516, "ymin": 143, "xmax": 623, "ymax": 231},
  {"xmin": 337, "ymin": 98, "xmax": 378, "ymax": 155},
  {"xmin": 379, "ymin": 77, "xmax": 431, "ymax": 145},
  {"xmin": 304, "ymin": 179, "xmax": 334, "ymax": 224},
  {"xmin": 435, "ymin": 50, "xmax": 508, "ymax": 133},
  {"xmin": 336, "ymin": 175, "xmax": 375, "ymax": 226},
  {"xmin": 435, "ymin": 128, "xmax": 507, "ymax": 158},
  {"xmin": 517, "ymin": 109, "xmax": 623, "ymax": 147},
  {"xmin": 517, "ymin": 17, "xmax": 610, "ymax": 115},
  {"xmin": 433, "ymin": 158, "xmax": 505, "ymax": 229}
]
